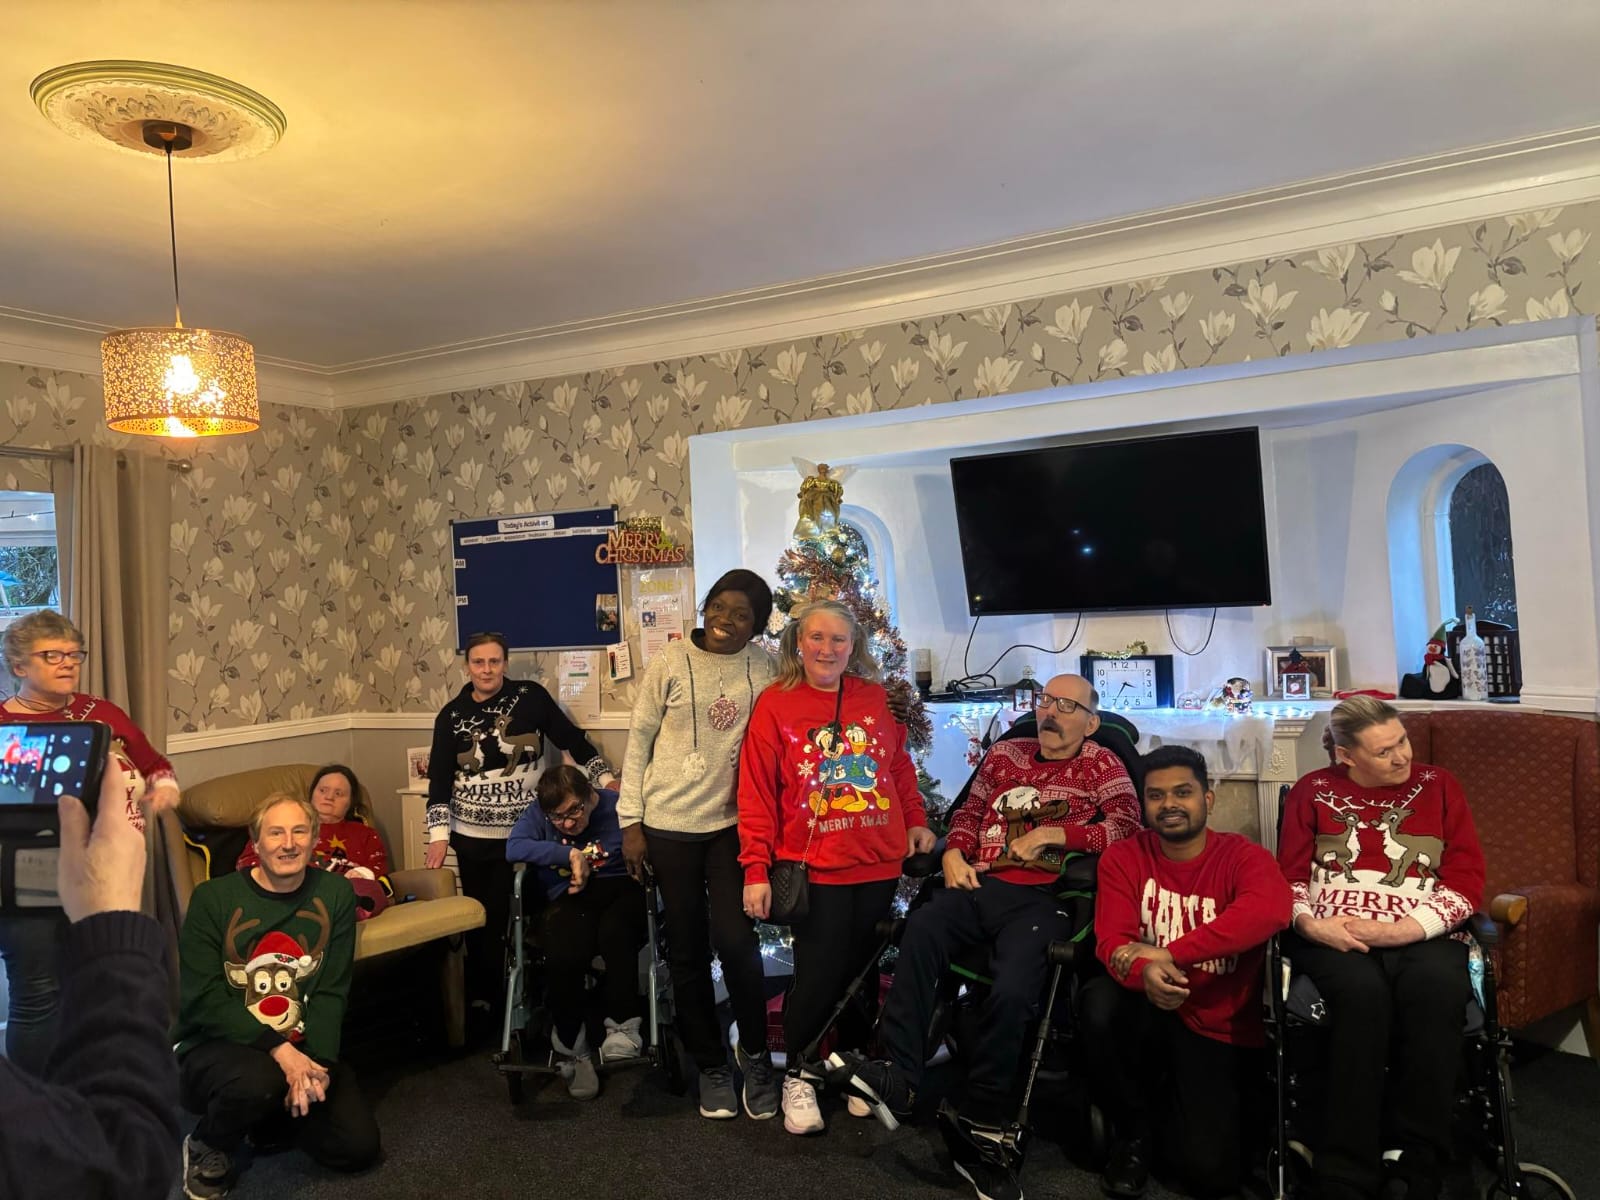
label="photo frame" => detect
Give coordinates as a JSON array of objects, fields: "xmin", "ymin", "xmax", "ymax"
[
  {"xmin": 405, "ymin": 746, "xmax": 431, "ymax": 789},
  {"xmin": 1281, "ymin": 672, "xmax": 1312, "ymax": 700},
  {"xmin": 1264, "ymin": 645, "xmax": 1337, "ymax": 699}
]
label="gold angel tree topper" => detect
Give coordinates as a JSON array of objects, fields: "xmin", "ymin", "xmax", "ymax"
[{"xmin": 794, "ymin": 458, "xmax": 852, "ymax": 538}]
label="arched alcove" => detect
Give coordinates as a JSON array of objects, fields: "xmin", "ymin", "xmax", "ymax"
[{"xmin": 1385, "ymin": 443, "xmax": 1520, "ymax": 689}]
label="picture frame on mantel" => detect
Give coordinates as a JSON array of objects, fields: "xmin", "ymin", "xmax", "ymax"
[{"xmin": 1265, "ymin": 645, "xmax": 1337, "ymax": 699}]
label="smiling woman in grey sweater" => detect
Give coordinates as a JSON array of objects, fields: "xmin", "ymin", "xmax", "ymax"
[{"xmin": 618, "ymin": 569, "xmax": 781, "ymax": 1122}]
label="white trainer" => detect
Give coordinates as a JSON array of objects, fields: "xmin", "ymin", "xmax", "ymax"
[
  {"xmin": 781, "ymin": 1075, "xmax": 825, "ymax": 1135},
  {"xmin": 599, "ymin": 1016, "xmax": 644, "ymax": 1062}
]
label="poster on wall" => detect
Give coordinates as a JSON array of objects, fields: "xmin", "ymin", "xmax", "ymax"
[{"xmin": 557, "ymin": 651, "xmax": 602, "ymax": 724}]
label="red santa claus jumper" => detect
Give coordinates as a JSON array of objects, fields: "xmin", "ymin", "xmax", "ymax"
[{"xmin": 1096, "ymin": 828, "xmax": 1292, "ymax": 1045}]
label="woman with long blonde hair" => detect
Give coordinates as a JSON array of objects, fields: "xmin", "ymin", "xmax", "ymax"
[{"xmin": 737, "ymin": 598, "xmax": 935, "ymax": 1135}]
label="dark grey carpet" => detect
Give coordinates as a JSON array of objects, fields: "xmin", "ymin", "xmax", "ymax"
[{"xmin": 210, "ymin": 1038, "xmax": 1595, "ymax": 1200}]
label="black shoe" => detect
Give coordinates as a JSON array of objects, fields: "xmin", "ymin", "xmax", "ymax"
[
  {"xmin": 1100, "ymin": 1137, "xmax": 1150, "ymax": 1199},
  {"xmin": 938, "ymin": 1104, "xmax": 1023, "ymax": 1200},
  {"xmin": 825, "ymin": 1051, "xmax": 912, "ymax": 1131},
  {"xmin": 182, "ymin": 1134, "xmax": 234, "ymax": 1200}
]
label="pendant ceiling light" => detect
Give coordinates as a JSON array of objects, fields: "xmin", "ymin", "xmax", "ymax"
[{"xmin": 30, "ymin": 61, "xmax": 287, "ymax": 438}]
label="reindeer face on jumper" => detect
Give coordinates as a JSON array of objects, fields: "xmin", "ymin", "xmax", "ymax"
[{"xmin": 222, "ymin": 899, "xmax": 333, "ymax": 1041}]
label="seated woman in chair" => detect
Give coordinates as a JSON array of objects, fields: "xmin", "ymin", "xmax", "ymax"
[
  {"xmin": 1277, "ymin": 696, "xmax": 1485, "ymax": 1200},
  {"xmin": 237, "ymin": 765, "xmax": 391, "ymax": 918},
  {"xmin": 506, "ymin": 765, "xmax": 646, "ymax": 1100}
]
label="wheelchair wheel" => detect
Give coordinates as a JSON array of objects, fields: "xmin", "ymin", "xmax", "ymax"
[
  {"xmin": 500, "ymin": 1030, "xmax": 529, "ymax": 1106},
  {"xmin": 658, "ymin": 1024, "xmax": 688, "ymax": 1096},
  {"xmin": 1086, "ymin": 1102, "xmax": 1107, "ymax": 1163},
  {"xmin": 1485, "ymin": 1163, "xmax": 1577, "ymax": 1200}
]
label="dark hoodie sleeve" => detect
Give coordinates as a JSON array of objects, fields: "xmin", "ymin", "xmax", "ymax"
[{"xmin": 0, "ymin": 913, "xmax": 180, "ymax": 1200}]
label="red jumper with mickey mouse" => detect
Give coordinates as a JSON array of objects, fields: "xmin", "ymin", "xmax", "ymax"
[
  {"xmin": 943, "ymin": 737, "xmax": 1141, "ymax": 887},
  {"xmin": 1276, "ymin": 762, "xmax": 1485, "ymax": 939},
  {"xmin": 738, "ymin": 676, "xmax": 925, "ymax": 886}
]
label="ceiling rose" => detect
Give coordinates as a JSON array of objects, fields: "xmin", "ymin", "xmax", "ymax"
[{"xmin": 29, "ymin": 60, "xmax": 286, "ymax": 162}]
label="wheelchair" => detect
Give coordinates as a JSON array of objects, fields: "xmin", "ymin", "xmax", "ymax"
[
  {"xmin": 804, "ymin": 844, "xmax": 1108, "ymax": 1170},
  {"xmin": 492, "ymin": 861, "xmax": 687, "ymax": 1103},
  {"xmin": 1266, "ymin": 784, "xmax": 1575, "ymax": 1200}
]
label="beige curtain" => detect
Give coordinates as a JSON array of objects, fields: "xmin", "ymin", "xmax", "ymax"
[
  {"xmin": 50, "ymin": 445, "xmax": 169, "ymax": 731},
  {"xmin": 51, "ymin": 444, "xmax": 179, "ymax": 996}
]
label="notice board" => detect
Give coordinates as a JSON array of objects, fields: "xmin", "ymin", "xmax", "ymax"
[{"xmin": 450, "ymin": 507, "xmax": 621, "ymax": 652}]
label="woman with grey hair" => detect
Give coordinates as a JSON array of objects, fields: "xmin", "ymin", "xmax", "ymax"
[
  {"xmin": 0, "ymin": 608, "xmax": 178, "ymax": 1074},
  {"xmin": 737, "ymin": 598, "xmax": 935, "ymax": 1135}
]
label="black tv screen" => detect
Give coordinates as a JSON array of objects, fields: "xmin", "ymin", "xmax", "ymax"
[{"xmin": 949, "ymin": 428, "xmax": 1271, "ymax": 615}]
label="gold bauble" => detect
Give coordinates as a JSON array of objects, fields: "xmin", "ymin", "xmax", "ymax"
[{"xmin": 830, "ymin": 546, "xmax": 846, "ymax": 563}]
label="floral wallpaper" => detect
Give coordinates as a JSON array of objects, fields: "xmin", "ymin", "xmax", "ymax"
[{"xmin": 5, "ymin": 198, "xmax": 1600, "ymax": 733}]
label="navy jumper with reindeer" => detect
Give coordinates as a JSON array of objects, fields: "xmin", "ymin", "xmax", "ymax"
[
  {"xmin": 426, "ymin": 679, "xmax": 612, "ymax": 844},
  {"xmin": 173, "ymin": 869, "xmax": 357, "ymax": 1065},
  {"xmin": 1277, "ymin": 762, "xmax": 1485, "ymax": 939}
]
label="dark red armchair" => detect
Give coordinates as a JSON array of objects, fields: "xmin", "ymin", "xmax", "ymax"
[{"xmin": 1400, "ymin": 709, "xmax": 1600, "ymax": 1055}]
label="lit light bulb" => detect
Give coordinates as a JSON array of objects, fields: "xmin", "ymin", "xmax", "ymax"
[{"xmin": 162, "ymin": 353, "xmax": 200, "ymax": 397}]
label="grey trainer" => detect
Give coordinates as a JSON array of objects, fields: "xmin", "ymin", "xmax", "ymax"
[
  {"xmin": 735, "ymin": 1042, "xmax": 780, "ymax": 1120},
  {"xmin": 698, "ymin": 1064, "xmax": 739, "ymax": 1119}
]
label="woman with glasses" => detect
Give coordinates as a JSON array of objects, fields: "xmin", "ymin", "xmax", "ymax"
[
  {"xmin": 0, "ymin": 608, "xmax": 179, "ymax": 1074},
  {"xmin": 507, "ymin": 765, "xmax": 645, "ymax": 1098}
]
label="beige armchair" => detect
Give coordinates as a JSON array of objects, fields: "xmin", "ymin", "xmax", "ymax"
[{"xmin": 161, "ymin": 762, "xmax": 485, "ymax": 1046}]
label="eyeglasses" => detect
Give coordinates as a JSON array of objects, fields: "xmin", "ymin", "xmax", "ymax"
[
  {"xmin": 32, "ymin": 650, "xmax": 87, "ymax": 666},
  {"xmin": 548, "ymin": 805, "xmax": 587, "ymax": 826},
  {"xmin": 1035, "ymin": 693, "xmax": 1089, "ymax": 715}
]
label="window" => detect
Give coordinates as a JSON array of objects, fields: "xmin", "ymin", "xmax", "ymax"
[
  {"xmin": 1446, "ymin": 462, "xmax": 1517, "ymax": 627},
  {"xmin": 0, "ymin": 492, "xmax": 59, "ymax": 632}
]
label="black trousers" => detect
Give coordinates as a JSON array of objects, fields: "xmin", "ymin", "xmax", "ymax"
[
  {"xmin": 451, "ymin": 832, "xmax": 513, "ymax": 1010},
  {"xmin": 645, "ymin": 827, "xmax": 769, "ymax": 1069},
  {"xmin": 784, "ymin": 877, "xmax": 899, "ymax": 1066},
  {"xmin": 538, "ymin": 874, "xmax": 648, "ymax": 1045},
  {"xmin": 179, "ymin": 1040, "xmax": 380, "ymax": 1172},
  {"xmin": 1284, "ymin": 933, "xmax": 1468, "ymax": 1196},
  {"xmin": 1086, "ymin": 987, "xmax": 1263, "ymax": 1199},
  {"xmin": 878, "ymin": 878, "xmax": 1074, "ymax": 1123}
]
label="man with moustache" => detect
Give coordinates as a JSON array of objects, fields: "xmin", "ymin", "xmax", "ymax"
[
  {"xmin": 1092, "ymin": 745, "xmax": 1291, "ymax": 1199},
  {"xmin": 832, "ymin": 673, "xmax": 1139, "ymax": 1200}
]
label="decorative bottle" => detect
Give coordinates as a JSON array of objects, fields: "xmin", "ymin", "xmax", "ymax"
[{"xmin": 1458, "ymin": 606, "xmax": 1488, "ymax": 702}]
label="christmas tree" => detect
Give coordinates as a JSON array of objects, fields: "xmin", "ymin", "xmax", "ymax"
[{"xmin": 770, "ymin": 462, "xmax": 933, "ymax": 752}]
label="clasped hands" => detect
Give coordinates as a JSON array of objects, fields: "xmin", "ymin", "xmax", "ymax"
[
  {"xmin": 1108, "ymin": 942, "xmax": 1190, "ymax": 1011},
  {"xmin": 1295, "ymin": 912, "xmax": 1424, "ymax": 952},
  {"xmin": 271, "ymin": 1042, "xmax": 331, "ymax": 1117}
]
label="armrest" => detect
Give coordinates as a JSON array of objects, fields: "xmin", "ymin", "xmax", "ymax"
[
  {"xmin": 1489, "ymin": 893, "xmax": 1528, "ymax": 927},
  {"xmin": 1046, "ymin": 940, "xmax": 1076, "ymax": 967},
  {"xmin": 387, "ymin": 867, "xmax": 457, "ymax": 902}
]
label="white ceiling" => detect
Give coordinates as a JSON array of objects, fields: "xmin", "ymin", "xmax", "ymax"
[{"xmin": 5, "ymin": 0, "xmax": 1600, "ymax": 375}]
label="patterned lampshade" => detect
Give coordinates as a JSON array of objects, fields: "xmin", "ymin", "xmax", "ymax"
[{"xmin": 101, "ymin": 325, "xmax": 260, "ymax": 437}]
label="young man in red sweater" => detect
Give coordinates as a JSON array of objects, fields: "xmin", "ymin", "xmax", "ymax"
[
  {"xmin": 830, "ymin": 673, "xmax": 1139, "ymax": 1200},
  {"xmin": 1276, "ymin": 697, "xmax": 1485, "ymax": 1200},
  {"xmin": 1093, "ymin": 744, "xmax": 1291, "ymax": 1199}
]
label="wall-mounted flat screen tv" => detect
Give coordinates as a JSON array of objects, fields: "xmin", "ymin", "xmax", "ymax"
[{"xmin": 949, "ymin": 427, "xmax": 1271, "ymax": 615}]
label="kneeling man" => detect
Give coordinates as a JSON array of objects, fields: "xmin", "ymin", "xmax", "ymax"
[
  {"xmin": 1094, "ymin": 745, "xmax": 1291, "ymax": 1199},
  {"xmin": 834, "ymin": 673, "xmax": 1139, "ymax": 1200},
  {"xmin": 175, "ymin": 791, "xmax": 378, "ymax": 1199}
]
